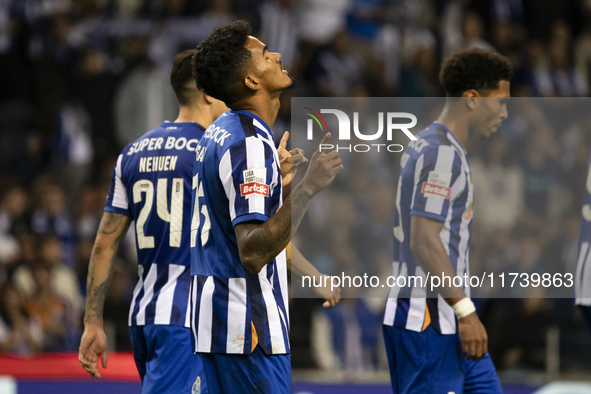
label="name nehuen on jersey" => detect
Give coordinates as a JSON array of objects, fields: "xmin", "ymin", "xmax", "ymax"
[{"xmin": 139, "ymin": 155, "xmax": 178, "ymax": 173}]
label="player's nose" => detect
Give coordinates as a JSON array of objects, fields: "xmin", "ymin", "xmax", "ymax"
[{"xmin": 499, "ymin": 105, "xmax": 508, "ymax": 120}]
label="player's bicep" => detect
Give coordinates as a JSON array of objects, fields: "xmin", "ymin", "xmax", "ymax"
[
  {"xmin": 410, "ymin": 215, "xmax": 445, "ymax": 250},
  {"xmin": 411, "ymin": 146, "xmax": 462, "ymax": 222}
]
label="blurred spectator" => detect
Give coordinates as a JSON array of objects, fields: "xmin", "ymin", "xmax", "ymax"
[
  {"xmin": 471, "ymin": 136, "xmax": 524, "ymax": 232},
  {"xmin": 114, "ymin": 57, "xmax": 177, "ymax": 146},
  {"xmin": 307, "ymin": 30, "xmax": 364, "ymax": 97},
  {"xmin": 24, "ymin": 263, "xmax": 73, "ymax": 351},
  {"xmin": 13, "ymin": 235, "xmax": 83, "ymax": 313},
  {"xmin": 55, "ymin": 94, "xmax": 94, "ymax": 203},
  {"xmin": 30, "ymin": 181, "xmax": 76, "ymax": 267},
  {"xmin": 0, "ymin": 185, "xmax": 28, "ymax": 267},
  {"xmin": 0, "ymin": 284, "xmax": 43, "ymax": 355},
  {"xmin": 255, "ymin": 0, "xmax": 298, "ymax": 71},
  {"xmin": 534, "ymin": 21, "xmax": 589, "ymax": 97},
  {"xmin": 297, "ymin": 0, "xmax": 349, "ymax": 46}
]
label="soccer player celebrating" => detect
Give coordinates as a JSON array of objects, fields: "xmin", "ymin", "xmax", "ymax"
[
  {"xmin": 383, "ymin": 48, "xmax": 511, "ymax": 393},
  {"xmin": 78, "ymin": 50, "xmax": 227, "ymax": 394},
  {"xmin": 576, "ymin": 154, "xmax": 591, "ymax": 335},
  {"xmin": 189, "ymin": 21, "xmax": 343, "ymax": 393}
]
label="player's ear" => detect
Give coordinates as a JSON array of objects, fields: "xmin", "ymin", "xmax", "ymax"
[
  {"xmin": 202, "ymin": 92, "xmax": 214, "ymax": 104},
  {"xmin": 244, "ymin": 74, "xmax": 260, "ymax": 91},
  {"xmin": 462, "ymin": 89, "xmax": 480, "ymax": 111}
]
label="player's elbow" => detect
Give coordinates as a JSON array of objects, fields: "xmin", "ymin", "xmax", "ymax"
[{"xmin": 240, "ymin": 255, "xmax": 265, "ymax": 274}]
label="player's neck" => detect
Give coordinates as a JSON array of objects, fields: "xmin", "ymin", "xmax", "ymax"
[
  {"xmin": 435, "ymin": 107, "xmax": 469, "ymax": 147},
  {"xmin": 175, "ymin": 105, "xmax": 213, "ymax": 127},
  {"xmin": 233, "ymin": 93, "xmax": 280, "ymax": 130}
]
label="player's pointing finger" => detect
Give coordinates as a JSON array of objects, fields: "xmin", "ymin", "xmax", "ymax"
[
  {"xmin": 279, "ymin": 131, "xmax": 289, "ymax": 151},
  {"xmin": 314, "ymin": 132, "xmax": 332, "ymax": 155}
]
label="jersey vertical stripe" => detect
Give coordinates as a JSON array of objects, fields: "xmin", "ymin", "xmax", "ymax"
[
  {"xmin": 105, "ymin": 121, "xmax": 206, "ymax": 327},
  {"xmin": 576, "ymin": 154, "xmax": 591, "ymax": 305},
  {"xmin": 190, "ymin": 110, "xmax": 289, "ymax": 355},
  {"xmin": 384, "ymin": 123, "xmax": 473, "ymax": 334}
]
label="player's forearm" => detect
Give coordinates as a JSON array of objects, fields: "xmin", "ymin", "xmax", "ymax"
[
  {"xmin": 288, "ymin": 243, "xmax": 321, "ymax": 279},
  {"xmin": 236, "ymin": 185, "xmax": 313, "ymax": 273},
  {"xmin": 84, "ymin": 213, "xmax": 130, "ymax": 326},
  {"xmin": 410, "ymin": 234, "xmax": 467, "ymax": 303}
]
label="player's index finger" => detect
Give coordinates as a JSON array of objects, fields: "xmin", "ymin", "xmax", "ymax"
[
  {"xmin": 314, "ymin": 132, "xmax": 332, "ymax": 154},
  {"xmin": 279, "ymin": 131, "xmax": 289, "ymax": 150}
]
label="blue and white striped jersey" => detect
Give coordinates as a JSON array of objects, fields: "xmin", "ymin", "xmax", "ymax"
[
  {"xmin": 189, "ymin": 110, "xmax": 289, "ymax": 356},
  {"xmin": 104, "ymin": 121, "xmax": 205, "ymax": 328},
  {"xmin": 576, "ymin": 154, "xmax": 591, "ymax": 306},
  {"xmin": 383, "ymin": 123, "xmax": 474, "ymax": 335}
]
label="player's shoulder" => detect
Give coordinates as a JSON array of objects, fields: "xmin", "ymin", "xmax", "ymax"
[
  {"xmin": 401, "ymin": 124, "xmax": 465, "ymax": 175},
  {"xmin": 201, "ymin": 110, "xmax": 267, "ymax": 153},
  {"xmin": 415, "ymin": 124, "xmax": 464, "ymax": 159}
]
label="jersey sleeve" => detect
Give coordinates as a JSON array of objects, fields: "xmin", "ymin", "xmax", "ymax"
[
  {"xmin": 410, "ymin": 145, "xmax": 464, "ymax": 222},
  {"xmin": 218, "ymin": 136, "xmax": 278, "ymax": 227},
  {"xmin": 104, "ymin": 154, "xmax": 131, "ymax": 217}
]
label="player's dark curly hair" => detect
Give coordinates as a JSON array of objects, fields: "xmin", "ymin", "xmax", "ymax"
[
  {"xmin": 439, "ymin": 48, "xmax": 513, "ymax": 97},
  {"xmin": 192, "ymin": 20, "xmax": 253, "ymax": 107},
  {"xmin": 171, "ymin": 49, "xmax": 198, "ymax": 106}
]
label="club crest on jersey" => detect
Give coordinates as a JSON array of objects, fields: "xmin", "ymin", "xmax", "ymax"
[
  {"xmin": 192, "ymin": 376, "xmax": 201, "ymax": 394},
  {"xmin": 240, "ymin": 168, "xmax": 269, "ymax": 199}
]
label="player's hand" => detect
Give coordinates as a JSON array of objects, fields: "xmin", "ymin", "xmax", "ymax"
[
  {"xmin": 278, "ymin": 131, "xmax": 308, "ymax": 186},
  {"xmin": 79, "ymin": 324, "xmax": 108, "ymax": 379},
  {"xmin": 312, "ymin": 275, "xmax": 341, "ymax": 308},
  {"xmin": 300, "ymin": 133, "xmax": 343, "ymax": 196},
  {"xmin": 458, "ymin": 312, "xmax": 488, "ymax": 361}
]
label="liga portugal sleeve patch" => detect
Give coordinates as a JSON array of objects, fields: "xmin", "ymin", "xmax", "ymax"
[
  {"xmin": 240, "ymin": 168, "xmax": 269, "ymax": 199},
  {"xmin": 421, "ymin": 170, "xmax": 452, "ymax": 199}
]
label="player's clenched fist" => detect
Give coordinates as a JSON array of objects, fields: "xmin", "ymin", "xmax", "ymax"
[{"xmin": 299, "ymin": 133, "xmax": 343, "ymax": 196}]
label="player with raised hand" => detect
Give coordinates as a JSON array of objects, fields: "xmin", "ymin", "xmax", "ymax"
[
  {"xmin": 78, "ymin": 49, "xmax": 227, "ymax": 394},
  {"xmin": 189, "ymin": 20, "xmax": 343, "ymax": 394},
  {"xmin": 383, "ymin": 48, "xmax": 511, "ymax": 393}
]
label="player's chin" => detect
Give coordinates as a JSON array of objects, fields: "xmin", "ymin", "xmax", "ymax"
[{"xmin": 282, "ymin": 73, "xmax": 296, "ymax": 90}]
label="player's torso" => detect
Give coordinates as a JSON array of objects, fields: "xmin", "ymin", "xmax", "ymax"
[
  {"xmin": 189, "ymin": 110, "xmax": 290, "ymax": 355},
  {"xmin": 121, "ymin": 122, "xmax": 204, "ymax": 268},
  {"xmin": 395, "ymin": 123, "xmax": 473, "ymax": 278},
  {"xmin": 386, "ymin": 123, "xmax": 474, "ymax": 334},
  {"xmin": 191, "ymin": 110, "xmax": 283, "ymax": 278},
  {"xmin": 121, "ymin": 122, "xmax": 205, "ymax": 327}
]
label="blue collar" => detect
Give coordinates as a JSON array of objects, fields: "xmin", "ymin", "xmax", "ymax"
[
  {"xmin": 161, "ymin": 121, "xmax": 205, "ymax": 132},
  {"xmin": 431, "ymin": 122, "xmax": 466, "ymax": 154},
  {"xmin": 232, "ymin": 110, "xmax": 273, "ymax": 136}
]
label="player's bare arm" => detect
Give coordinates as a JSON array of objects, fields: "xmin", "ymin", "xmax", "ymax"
[
  {"xmin": 410, "ymin": 215, "xmax": 487, "ymax": 360},
  {"xmin": 235, "ymin": 133, "xmax": 343, "ymax": 273},
  {"xmin": 79, "ymin": 211, "xmax": 131, "ymax": 379},
  {"xmin": 287, "ymin": 243, "xmax": 340, "ymax": 308}
]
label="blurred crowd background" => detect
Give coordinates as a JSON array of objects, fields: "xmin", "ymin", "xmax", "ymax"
[{"xmin": 1, "ymin": 0, "xmax": 591, "ymax": 381}]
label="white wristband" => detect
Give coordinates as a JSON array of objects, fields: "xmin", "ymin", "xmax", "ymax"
[{"xmin": 452, "ymin": 298, "xmax": 476, "ymax": 318}]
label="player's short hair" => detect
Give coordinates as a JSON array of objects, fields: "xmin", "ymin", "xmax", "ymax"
[
  {"xmin": 171, "ymin": 49, "xmax": 198, "ymax": 106},
  {"xmin": 192, "ymin": 20, "xmax": 253, "ymax": 107},
  {"xmin": 439, "ymin": 48, "xmax": 513, "ymax": 97}
]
